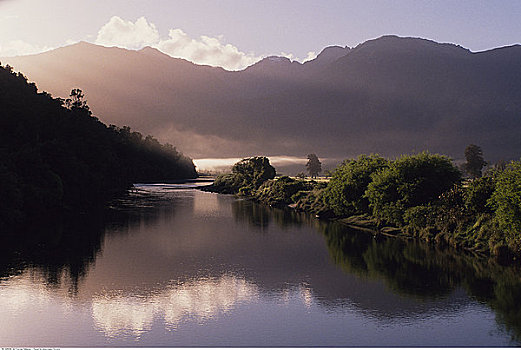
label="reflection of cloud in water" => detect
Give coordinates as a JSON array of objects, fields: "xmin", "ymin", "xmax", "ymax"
[
  {"xmin": 92, "ymin": 275, "xmax": 259, "ymax": 337},
  {"xmin": 1, "ymin": 277, "xmax": 54, "ymax": 312},
  {"xmin": 281, "ymin": 284, "xmax": 314, "ymax": 309},
  {"xmin": 91, "ymin": 275, "xmax": 318, "ymax": 338}
]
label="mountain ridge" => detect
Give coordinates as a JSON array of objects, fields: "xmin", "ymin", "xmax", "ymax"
[{"xmin": 2, "ymin": 35, "xmax": 520, "ymax": 161}]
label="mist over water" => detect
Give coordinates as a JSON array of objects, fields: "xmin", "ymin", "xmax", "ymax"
[{"xmin": 194, "ymin": 156, "xmax": 342, "ymax": 175}]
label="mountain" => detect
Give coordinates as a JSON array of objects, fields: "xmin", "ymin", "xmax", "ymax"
[
  {"xmin": 303, "ymin": 45, "xmax": 350, "ymax": 69},
  {"xmin": 2, "ymin": 36, "xmax": 521, "ymax": 162}
]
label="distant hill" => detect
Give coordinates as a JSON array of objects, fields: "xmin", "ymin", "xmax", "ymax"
[{"xmin": 2, "ymin": 35, "xmax": 520, "ymax": 162}]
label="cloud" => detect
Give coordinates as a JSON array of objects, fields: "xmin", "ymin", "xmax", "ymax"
[
  {"xmin": 94, "ymin": 16, "xmax": 261, "ymax": 71},
  {"xmin": 95, "ymin": 16, "xmax": 160, "ymax": 49},
  {"xmin": 156, "ymin": 29, "xmax": 260, "ymax": 71},
  {"xmin": 0, "ymin": 40, "xmax": 52, "ymax": 57},
  {"xmin": 304, "ymin": 51, "xmax": 318, "ymax": 62},
  {"xmin": 2, "ymin": 15, "xmax": 315, "ymax": 70},
  {"xmin": 0, "ymin": 15, "xmax": 19, "ymax": 21},
  {"xmin": 280, "ymin": 50, "xmax": 318, "ymax": 63}
]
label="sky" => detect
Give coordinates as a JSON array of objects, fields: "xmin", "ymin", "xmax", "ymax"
[{"xmin": 1, "ymin": 0, "xmax": 520, "ymax": 70}]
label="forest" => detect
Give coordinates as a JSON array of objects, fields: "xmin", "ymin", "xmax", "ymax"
[
  {"xmin": 0, "ymin": 64, "xmax": 196, "ymax": 230},
  {"xmin": 204, "ymin": 154, "xmax": 521, "ymax": 261}
]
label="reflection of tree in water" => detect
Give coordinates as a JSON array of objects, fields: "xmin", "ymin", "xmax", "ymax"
[
  {"xmin": 231, "ymin": 199, "xmax": 312, "ymax": 231},
  {"xmin": 0, "ymin": 189, "xmax": 179, "ymax": 295},
  {"xmin": 232, "ymin": 200, "xmax": 270, "ymax": 230},
  {"xmin": 320, "ymin": 220, "xmax": 521, "ymax": 341},
  {"xmin": 106, "ymin": 189, "xmax": 180, "ymax": 233},
  {"xmin": 0, "ymin": 212, "xmax": 106, "ymax": 295}
]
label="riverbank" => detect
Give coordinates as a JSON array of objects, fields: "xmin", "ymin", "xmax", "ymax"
[{"xmin": 201, "ymin": 155, "xmax": 521, "ymax": 263}]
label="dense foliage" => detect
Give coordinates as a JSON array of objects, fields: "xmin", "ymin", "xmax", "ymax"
[
  {"xmin": 208, "ymin": 156, "xmax": 275, "ymax": 195},
  {"xmin": 365, "ymin": 152, "xmax": 462, "ymax": 226},
  {"xmin": 489, "ymin": 162, "xmax": 521, "ymax": 252},
  {"xmin": 0, "ymin": 64, "xmax": 196, "ymax": 228},
  {"xmin": 323, "ymin": 155, "xmax": 389, "ymax": 217},
  {"xmin": 256, "ymin": 176, "xmax": 312, "ymax": 207},
  {"xmin": 206, "ymin": 152, "xmax": 521, "ymax": 259}
]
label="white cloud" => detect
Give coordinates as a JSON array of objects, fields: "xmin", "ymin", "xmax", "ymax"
[
  {"xmin": 94, "ymin": 16, "xmax": 260, "ymax": 71},
  {"xmin": 0, "ymin": 40, "xmax": 53, "ymax": 57},
  {"xmin": 1, "ymin": 15, "xmax": 317, "ymax": 70},
  {"xmin": 304, "ymin": 51, "xmax": 317, "ymax": 62},
  {"xmin": 280, "ymin": 50, "xmax": 318, "ymax": 63},
  {"xmin": 156, "ymin": 28, "xmax": 260, "ymax": 70},
  {"xmin": 280, "ymin": 51, "xmax": 295, "ymax": 60},
  {"xmin": 95, "ymin": 16, "xmax": 160, "ymax": 49}
]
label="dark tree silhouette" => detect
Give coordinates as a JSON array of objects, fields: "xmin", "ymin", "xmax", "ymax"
[
  {"xmin": 306, "ymin": 154, "xmax": 322, "ymax": 179},
  {"xmin": 64, "ymin": 88, "xmax": 89, "ymax": 111},
  {"xmin": 464, "ymin": 144, "xmax": 487, "ymax": 178},
  {"xmin": 0, "ymin": 64, "xmax": 197, "ymax": 228}
]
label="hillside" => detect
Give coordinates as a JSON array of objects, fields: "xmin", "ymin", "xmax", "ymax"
[
  {"xmin": 2, "ymin": 35, "xmax": 521, "ymax": 161},
  {"xmin": 0, "ymin": 64, "xmax": 196, "ymax": 228}
]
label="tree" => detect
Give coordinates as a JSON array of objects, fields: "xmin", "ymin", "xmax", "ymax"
[
  {"xmin": 306, "ymin": 154, "xmax": 322, "ymax": 178},
  {"xmin": 464, "ymin": 144, "xmax": 487, "ymax": 178},
  {"xmin": 64, "ymin": 88, "xmax": 90, "ymax": 112},
  {"xmin": 365, "ymin": 152, "xmax": 462, "ymax": 225},
  {"xmin": 323, "ymin": 154, "xmax": 389, "ymax": 217},
  {"xmin": 212, "ymin": 156, "xmax": 276, "ymax": 195}
]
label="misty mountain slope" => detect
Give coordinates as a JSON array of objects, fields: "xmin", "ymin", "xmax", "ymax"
[{"xmin": 2, "ymin": 36, "xmax": 520, "ymax": 161}]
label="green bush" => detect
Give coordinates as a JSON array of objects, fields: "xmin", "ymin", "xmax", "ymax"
[
  {"xmin": 255, "ymin": 176, "xmax": 310, "ymax": 206},
  {"xmin": 489, "ymin": 161, "xmax": 521, "ymax": 251},
  {"xmin": 464, "ymin": 176, "xmax": 496, "ymax": 214},
  {"xmin": 210, "ymin": 156, "xmax": 276, "ymax": 195},
  {"xmin": 232, "ymin": 156, "xmax": 276, "ymax": 189},
  {"xmin": 365, "ymin": 152, "xmax": 461, "ymax": 226},
  {"xmin": 323, "ymin": 154, "xmax": 389, "ymax": 217}
]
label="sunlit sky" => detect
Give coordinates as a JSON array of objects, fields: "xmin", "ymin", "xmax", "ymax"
[{"xmin": 1, "ymin": 0, "xmax": 520, "ymax": 70}]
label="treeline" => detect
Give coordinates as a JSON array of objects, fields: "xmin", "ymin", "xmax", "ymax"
[
  {"xmin": 204, "ymin": 153, "xmax": 521, "ymax": 260},
  {"xmin": 0, "ymin": 64, "xmax": 196, "ymax": 228}
]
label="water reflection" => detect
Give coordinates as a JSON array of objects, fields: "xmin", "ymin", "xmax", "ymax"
[
  {"xmin": 1, "ymin": 184, "xmax": 521, "ymax": 346},
  {"xmin": 233, "ymin": 198, "xmax": 521, "ymax": 341},
  {"xmin": 0, "ymin": 213, "xmax": 106, "ymax": 295},
  {"xmin": 92, "ymin": 275, "xmax": 258, "ymax": 337},
  {"xmin": 231, "ymin": 198, "xmax": 308, "ymax": 231},
  {"xmin": 322, "ymin": 220, "xmax": 521, "ymax": 340}
]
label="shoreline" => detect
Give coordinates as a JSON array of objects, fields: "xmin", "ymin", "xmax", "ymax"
[{"xmin": 200, "ymin": 185, "xmax": 512, "ymax": 264}]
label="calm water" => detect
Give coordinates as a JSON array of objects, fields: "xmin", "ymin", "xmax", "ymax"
[{"xmin": 1, "ymin": 183, "xmax": 521, "ymax": 347}]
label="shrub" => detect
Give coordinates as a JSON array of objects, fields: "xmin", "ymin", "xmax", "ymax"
[
  {"xmin": 489, "ymin": 160, "xmax": 521, "ymax": 251},
  {"xmin": 210, "ymin": 157, "xmax": 276, "ymax": 194},
  {"xmin": 232, "ymin": 156, "xmax": 276, "ymax": 189},
  {"xmin": 365, "ymin": 152, "xmax": 461, "ymax": 226},
  {"xmin": 464, "ymin": 176, "xmax": 496, "ymax": 214},
  {"xmin": 323, "ymin": 154, "xmax": 389, "ymax": 217},
  {"xmin": 256, "ymin": 176, "xmax": 310, "ymax": 206}
]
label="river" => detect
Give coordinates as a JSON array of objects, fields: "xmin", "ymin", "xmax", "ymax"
[{"xmin": 1, "ymin": 182, "xmax": 520, "ymax": 346}]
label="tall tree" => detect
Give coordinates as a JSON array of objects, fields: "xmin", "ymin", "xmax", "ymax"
[
  {"xmin": 306, "ymin": 154, "xmax": 322, "ymax": 179},
  {"xmin": 464, "ymin": 144, "xmax": 487, "ymax": 178}
]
